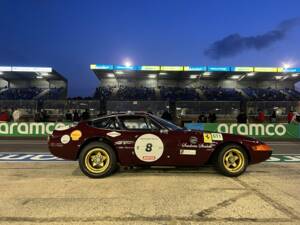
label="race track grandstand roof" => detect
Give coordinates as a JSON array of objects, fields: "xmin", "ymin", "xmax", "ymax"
[
  {"xmin": 90, "ymin": 64, "xmax": 300, "ymax": 82},
  {"xmin": 0, "ymin": 66, "xmax": 67, "ymax": 81}
]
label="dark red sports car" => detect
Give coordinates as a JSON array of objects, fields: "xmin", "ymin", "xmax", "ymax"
[{"xmin": 48, "ymin": 112, "xmax": 272, "ymax": 178}]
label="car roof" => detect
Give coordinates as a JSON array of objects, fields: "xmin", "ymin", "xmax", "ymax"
[{"xmin": 89, "ymin": 111, "xmax": 151, "ymax": 122}]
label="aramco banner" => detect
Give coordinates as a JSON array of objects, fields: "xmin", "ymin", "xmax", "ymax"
[
  {"xmin": 0, "ymin": 122, "xmax": 70, "ymax": 137},
  {"xmin": 185, "ymin": 123, "xmax": 300, "ymax": 139}
]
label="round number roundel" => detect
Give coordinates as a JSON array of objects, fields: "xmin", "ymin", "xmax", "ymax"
[{"xmin": 134, "ymin": 134, "xmax": 164, "ymax": 162}]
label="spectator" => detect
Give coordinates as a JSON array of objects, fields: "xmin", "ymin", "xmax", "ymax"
[
  {"xmin": 270, "ymin": 110, "xmax": 277, "ymax": 123},
  {"xmin": 41, "ymin": 110, "xmax": 49, "ymax": 122},
  {"xmin": 73, "ymin": 110, "xmax": 80, "ymax": 122},
  {"xmin": 197, "ymin": 112, "xmax": 207, "ymax": 123},
  {"xmin": 12, "ymin": 108, "xmax": 21, "ymax": 122},
  {"xmin": 237, "ymin": 111, "xmax": 247, "ymax": 123},
  {"xmin": 65, "ymin": 110, "xmax": 72, "ymax": 122},
  {"xmin": 291, "ymin": 112, "xmax": 299, "ymax": 124},
  {"xmin": 208, "ymin": 113, "xmax": 217, "ymax": 123},
  {"xmin": 81, "ymin": 109, "xmax": 90, "ymax": 121},
  {"xmin": 161, "ymin": 110, "xmax": 172, "ymax": 122},
  {"xmin": 257, "ymin": 109, "xmax": 265, "ymax": 123},
  {"xmin": 287, "ymin": 110, "xmax": 294, "ymax": 123},
  {"xmin": 0, "ymin": 109, "xmax": 10, "ymax": 122},
  {"xmin": 34, "ymin": 112, "xmax": 42, "ymax": 122}
]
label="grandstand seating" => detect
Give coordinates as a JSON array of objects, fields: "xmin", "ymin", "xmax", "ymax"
[
  {"xmin": 92, "ymin": 86, "xmax": 300, "ymax": 101},
  {"xmin": 0, "ymin": 88, "xmax": 43, "ymax": 100},
  {"xmin": 282, "ymin": 88, "xmax": 300, "ymax": 100},
  {"xmin": 94, "ymin": 87, "xmax": 113, "ymax": 100},
  {"xmin": 116, "ymin": 86, "xmax": 156, "ymax": 100},
  {"xmin": 243, "ymin": 87, "xmax": 288, "ymax": 101},
  {"xmin": 160, "ymin": 87, "xmax": 201, "ymax": 100},
  {"xmin": 201, "ymin": 87, "xmax": 243, "ymax": 101},
  {"xmin": 0, "ymin": 87, "xmax": 66, "ymax": 100},
  {"xmin": 44, "ymin": 88, "xmax": 65, "ymax": 100}
]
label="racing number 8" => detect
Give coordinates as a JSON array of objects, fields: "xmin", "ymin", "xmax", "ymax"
[{"xmin": 145, "ymin": 143, "xmax": 153, "ymax": 152}]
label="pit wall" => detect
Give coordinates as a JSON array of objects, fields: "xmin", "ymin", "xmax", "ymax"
[
  {"xmin": 185, "ymin": 123, "xmax": 300, "ymax": 139},
  {"xmin": 0, "ymin": 122, "xmax": 299, "ymax": 140}
]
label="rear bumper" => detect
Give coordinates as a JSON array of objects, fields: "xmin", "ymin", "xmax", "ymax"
[{"xmin": 48, "ymin": 136, "xmax": 78, "ymax": 160}]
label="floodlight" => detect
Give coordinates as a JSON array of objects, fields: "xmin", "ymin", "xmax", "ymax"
[
  {"xmin": 231, "ymin": 75, "xmax": 240, "ymax": 79},
  {"xmin": 148, "ymin": 74, "xmax": 157, "ymax": 79}
]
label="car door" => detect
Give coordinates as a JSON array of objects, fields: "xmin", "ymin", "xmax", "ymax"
[
  {"xmin": 171, "ymin": 129, "xmax": 214, "ymax": 166},
  {"xmin": 116, "ymin": 115, "xmax": 177, "ymax": 166}
]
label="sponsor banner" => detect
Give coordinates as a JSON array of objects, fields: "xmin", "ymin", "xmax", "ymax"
[
  {"xmin": 113, "ymin": 65, "xmax": 139, "ymax": 70},
  {"xmin": 90, "ymin": 64, "xmax": 113, "ymax": 70},
  {"xmin": 267, "ymin": 154, "xmax": 300, "ymax": 162},
  {"xmin": 231, "ymin": 67, "xmax": 254, "ymax": 72},
  {"xmin": 141, "ymin": 66, "xmax": 160, "ymax": 71},
  {"xmin": 254, "ymin": 67, "xmax": 278, "ymax": 72},
  {"xmin": 183, "ymin": 66, "xmax": 207, "ymax": 71},
  {"xmin": 185, "ymin": 123, "xmax": 300, "ymax": 139},
  {"xmin": 207, "ymin": 66, "xmax": 230, "ymax": 72},
  {"xmin": 0, "ymin": 153, "xmax": 65, "ymax": 162},
  {"xmin": 160, "ymin": 66, "xmax": 184, "ymax": 71},
  {"xmin": 0, "ymin": 122, "xmax": 70, "ymax": 137},
  {"xmin": 278, "ymin": 67, "xmax": 300, "ymax": 73}
]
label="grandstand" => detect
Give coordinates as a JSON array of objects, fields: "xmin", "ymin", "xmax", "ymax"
[
  {"xmin": 0, "ymin": 66, "xmax": 68, "ymax": 121},
  {"xmin": 91, "ymin": 64, "xmax": 300, "ymax": 122},
  {"xmin": 0, "ymin": 66, "xmax": 67, "ymax": 100}
]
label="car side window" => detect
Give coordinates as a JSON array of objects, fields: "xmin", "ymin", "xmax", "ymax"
[
  {"xmin": 93, "ymin": 117, "xmax": 119, "ymax": 130},
  {"xmin": 148, "ymin": 119, "xmax": 160, "ymax": 130},
  {"xmin": 119, "ymin": 116, "xmax": 151, "ymax": 130}
]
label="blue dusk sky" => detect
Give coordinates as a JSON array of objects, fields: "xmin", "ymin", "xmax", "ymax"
[{"xmin": 1, "ymin": 0, "xmax": 300, "ymax": 96}]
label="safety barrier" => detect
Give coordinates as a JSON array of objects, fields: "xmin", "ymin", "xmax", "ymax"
[
  {"xmin": 184, "ymin": 123, "xmax": 300, "ymax": 139},
  {"xmin": 0, "ymin": 122, "xmax": 299, "ymax": 139},
  {"xmin": 0, "ymin": 122, "xmax": 70, "ymax": 137}
]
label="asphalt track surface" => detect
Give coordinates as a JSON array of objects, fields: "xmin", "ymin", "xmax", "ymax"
[
  {"xmin": 0, "ymin": 138, "xmax": 299, "ymax": 225},
  {"xmin": 0, "ymin": 162, "xmax": 299, "ymax": 225},
  {"xmin": 0, "ymin": 138, "xmax": 299, "ymax": 154}
]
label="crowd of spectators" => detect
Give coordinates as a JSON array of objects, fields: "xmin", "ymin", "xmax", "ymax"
[
  {"xmin": 160, "ymin": 87, "xmax": 201, "ymax": 100},
  {"xmin": 116, "ymin": 86, "xmax": 156, "ymax": 100},
  {"xmin": 283, "ymin": 88, "xmax": 300, "ymax": 100},
  {"xmin": 0, "ymin": 87, "xmax": 43, "ymax": 100},
  {"xmin": 94, "ymin": 86, "xmax": 113, "ymax": 100},
  {"xmin": 201, "ymin": 87, "xmax": 243, "ymax": 101},
  {"xmin": 45, "ymin": 87, "xmax": 65, "ymax": 100},
  {"xmin": 0, "ymin": 87, "xmax": 66, "ymax": 100},
  {"xmin": 243, "ymin": 87, "xmax": 287, "ymax": 101},
  {"xmin": 92, "ymin": 85, "xmax": 300, "ymax": 101}
]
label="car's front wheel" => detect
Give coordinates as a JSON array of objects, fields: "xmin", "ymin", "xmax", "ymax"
[
  {"xmin": 215, "ymin": 144, "xmax": 248, "ymax": 177},
  {"xmin": 79, "ymin": 142, "xmax": 117, "ymax": 178}
]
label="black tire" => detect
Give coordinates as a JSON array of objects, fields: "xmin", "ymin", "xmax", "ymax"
[
  {"xmin": 79, "ymin": 142, "xmax": 117, "ymax": 178},
  {"xmin": 215, "ymin": 144, "xmax": 248, "ymax": 177}
]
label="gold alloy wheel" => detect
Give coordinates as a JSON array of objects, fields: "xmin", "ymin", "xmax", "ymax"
[
  {"xmin": 85, "ymin": 148, "xmax": 110, "ymax": 173},
  {"xmin": 223, "ymin": 148, "xmax": 245, "ymax": 173}
]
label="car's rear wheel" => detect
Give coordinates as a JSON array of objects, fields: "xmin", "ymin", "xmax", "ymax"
[
  {"xmin": 79, "ymin": 142, "xmax": 117, "ymax": 178},
  {"xmin": 215, "ymin": 144, "xmax": 248, "ymax": 177}
]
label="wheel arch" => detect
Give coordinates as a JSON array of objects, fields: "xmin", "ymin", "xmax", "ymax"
[
  {"xmin": 76, "ymin": 136, "xmax": 118, "ymax": 161},
  {"xmin": 208, "ymin": 141, "xmax": 251, "ymax": 164}
]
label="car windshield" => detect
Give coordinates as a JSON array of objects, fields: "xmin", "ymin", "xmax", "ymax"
[{"xmin": 150, "ymin": 115, "xmax": 183, "ymax": 131}]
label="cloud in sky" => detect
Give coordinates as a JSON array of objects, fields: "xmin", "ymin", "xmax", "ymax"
[{"xmin": 204, "ymin": 17, "xmax": 300, "ymax": 60}]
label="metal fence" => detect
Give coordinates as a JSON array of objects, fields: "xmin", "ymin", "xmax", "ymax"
[
  {"xmin": 176, "ymin": 101, "xmax": 240, "ymax": 115},
  {"xmin": 106, "ymin": 101, "xmax": 169, "ymax": 113},
  {"xmin": 247, "ymin": 101, "xmax": 299, "ymax": 115},
  {"xmin": 0, "ymin": 100, "xmax": 299, "ymax": 122}
]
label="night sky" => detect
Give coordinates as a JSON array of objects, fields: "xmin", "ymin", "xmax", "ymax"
[{"xmin": 1, "ymin": 0, "xmax": 300, "ymax": 97}]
